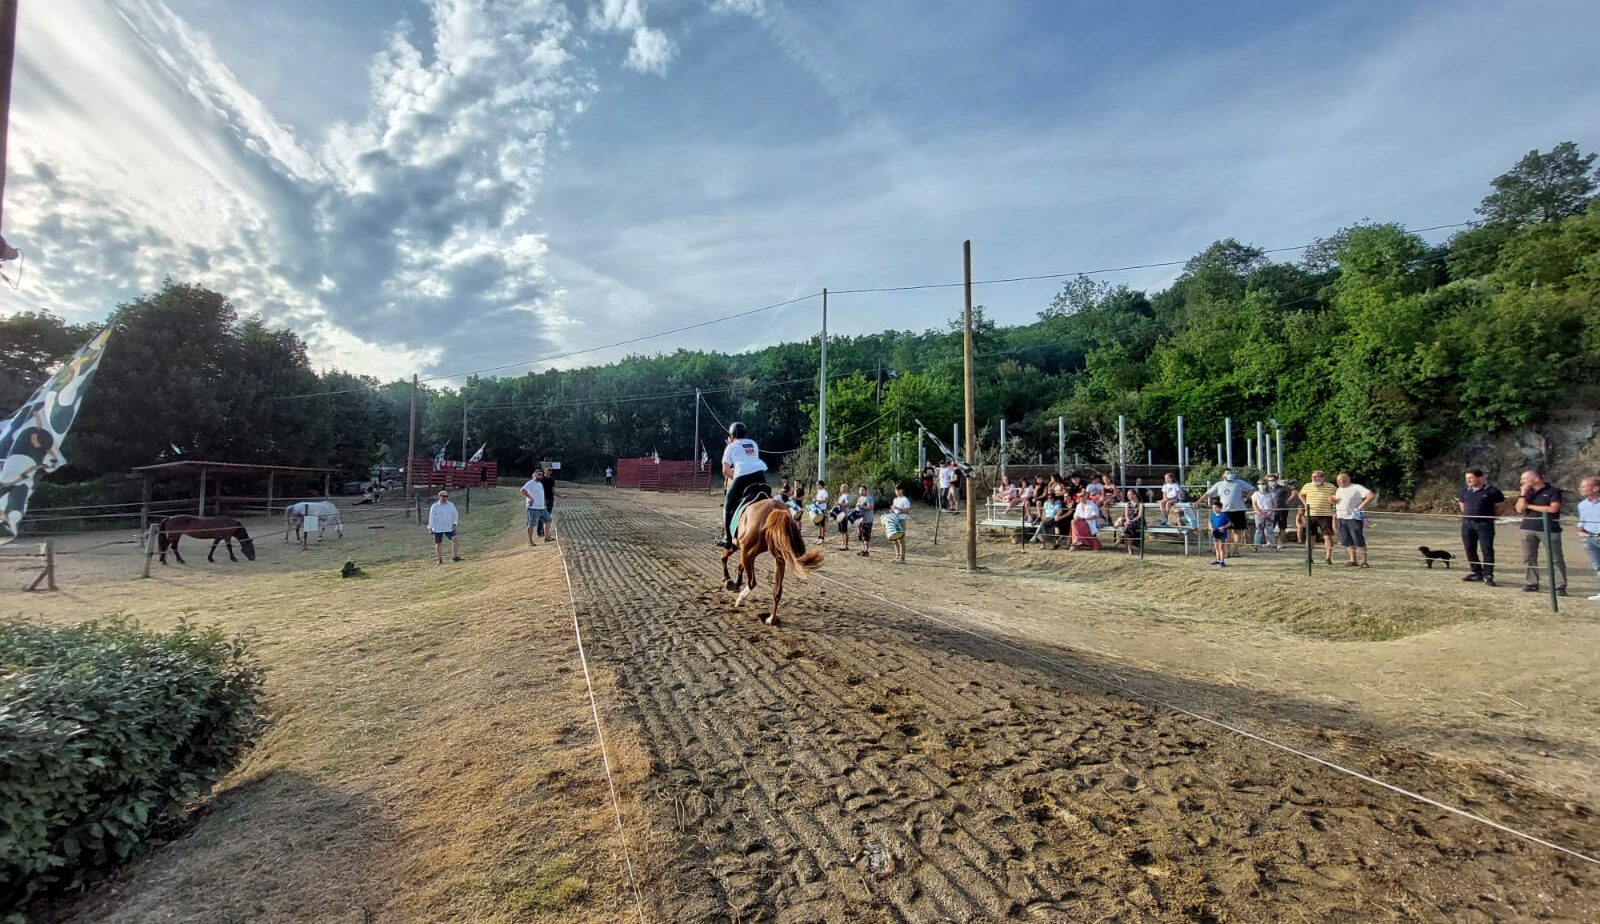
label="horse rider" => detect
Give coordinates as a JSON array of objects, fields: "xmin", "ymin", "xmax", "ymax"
[{"xmin": 719, "ymin": 421, "xmax": 770, "ymax": 549}]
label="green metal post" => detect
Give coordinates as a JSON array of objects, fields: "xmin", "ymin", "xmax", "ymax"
[
  {"xmin": 1139, "ymin": 506, "xmax": 1146, "ymax": 561},
  {"xmin": 1305, "ymin": 517, "xmax": 1313, "ymax": 576},
  {"xmin": 1544, "ymin": 513, "xmax": 1559, "ymax": 614}
]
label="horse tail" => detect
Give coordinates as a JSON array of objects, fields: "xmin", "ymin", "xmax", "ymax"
[
  {"xmin": 155, "ymin": 518, "xmax": 170, "ymax": 552},
  {"xmin": 765, "ymin": 508, "xmax": 823, "ymax": 579}
]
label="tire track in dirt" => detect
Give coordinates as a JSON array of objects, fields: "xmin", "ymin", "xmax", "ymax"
[{"xmin": 559, "ymin": 490, "xmax": 1600, "ymax": 922}]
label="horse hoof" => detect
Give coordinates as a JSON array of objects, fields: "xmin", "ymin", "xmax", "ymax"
[
  {"xmin": 764, "ymin": 615, "xmax": 780, "ymax": 627},
  {"xmin": 734, "ymin": 588, "xmax": 751, "ymax": 607},
  {"xmin": 724, "ymin": 580, "xmax": 739, "ymax": 591}
]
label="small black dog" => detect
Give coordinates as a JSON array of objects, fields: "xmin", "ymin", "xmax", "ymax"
[{"xmin": 1419, "ymin": 546, "xmax": 1454, "ymax": 569}]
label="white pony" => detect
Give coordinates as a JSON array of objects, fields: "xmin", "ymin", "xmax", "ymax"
[{"xmin": 286, "ymin": 500, "xmax": 343, "ymax": 542}]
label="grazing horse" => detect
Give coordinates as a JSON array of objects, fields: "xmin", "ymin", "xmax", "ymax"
[
  {"xmin": 286, "ymin": 500, "xmax": 343, "ymax": 542},
  {"xmin": 157, "ymin": 515, "xmax": 256, "ymax": 564},
  {"xmin": 720, "ymin": 497, "xmax": 824, "ymax": 626}
]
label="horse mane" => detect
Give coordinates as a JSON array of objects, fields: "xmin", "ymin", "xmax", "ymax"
[{"xmin": 763, "ymin": 506, "xmax": 823, "ymax": 578}]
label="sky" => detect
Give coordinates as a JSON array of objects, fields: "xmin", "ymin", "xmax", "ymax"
[{"xmin": 4, "ymin": 0, "xmax": 1599, "ymax": 382}]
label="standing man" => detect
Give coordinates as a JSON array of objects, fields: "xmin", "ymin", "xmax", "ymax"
[
  {"xmin": 937, "ymin": 461, "xmax": 953, "ymax": 512},
  {"xmin": 605, "ymin": 465, "xmax": 614, "ymax": 487},
  {"xmin": 1331, "ymin": 473, "xmax": 1377, "ymax": 568},
  {"xmin": 543, "ymin": 466, "xmax": 557, "ymax": 539},
  {"xmin": 521, "ymin": 471, "xmax": 550, "ymax": 546},
  {"xmin": 1458, "ymin": 468, "xmax": 1506, "ymax": 586},
  {"xmin": 719, "ymin": 421, "xmax": 769, "ymax": 549},
  {"xmin": 1299, "ymin": 470, "xmax": 1337, "ymax": 564},
  {"xmin": 1576, "ymin": 476, "xmax": 1600, "ymax": 601},
  {"xmin": 1516, "ymin": 469, "xmax": 1567, "ymax": 595},
  {"xmin": 428, "ymin": 489, "xmax": 462, "ymax": 564},
  {"xmin": 1203, "ymin": 468, "xmax": 1251, "ymax": 557}
]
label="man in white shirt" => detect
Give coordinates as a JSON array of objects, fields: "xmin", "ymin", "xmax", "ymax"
[
  {"xmin": 1576, "ymin": 476, "xmax": 1600, "ymax": 601},
  {"xmin": 604, "ymin": 466, "xmax": 614, "ymax": 487},
  {"xmin": 937, "ymin": 462, "xmax": 953, "ymax": 512},
  {"xmin": 1332, "ymin": 473, "xmax": 1377, "ymax": 568},
  {"xmin": 719, "ymin": 421, "xmax": 769, "ymax": 549},
  {"xmin": 521, "ymin": 472, "xmax": 550, "ymax": 546},
  {"xmin": 1203, "ymin": 468, "xmax": 1251, "ymax": 554},
  {"xmin": 427, "ymin": 490, "xmax": 462, "ymax": 564}
]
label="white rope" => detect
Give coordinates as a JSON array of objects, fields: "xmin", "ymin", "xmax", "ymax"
[
  {"xmin": 645, "ymin": 504, "xmax": 1600, "ymax": 867},
  {"xmin": 554, "ymin": 531, "xmax": 649, "ymax": 923}
]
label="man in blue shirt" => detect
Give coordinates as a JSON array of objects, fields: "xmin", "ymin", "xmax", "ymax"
[
  {"xmin": 1515, "ymin": 469, "xmax": 1566, "ymax": 595},
  {"xmin": 1458, "ymin": 468, "xmax": 1506, "ymax": 586},
  {"xmin": 1576, "ymin": 476, "xmax": 1600, "ymax": 601}
]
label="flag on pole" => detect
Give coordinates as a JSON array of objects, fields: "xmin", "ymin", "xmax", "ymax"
[
  {"xmin": 917, "ymin": 418, "xmax": 972, "ymax": 474},
  {"xmin": 0, "ymin": 329, "xmax": 112, "ymax": 545},
  {"xmin": 468, "ymin": 443, "xmax": 485, "ymax": 463},
  {"xmin": 433, "ymin": 441, "xmax": 449, "ymax": 469}
]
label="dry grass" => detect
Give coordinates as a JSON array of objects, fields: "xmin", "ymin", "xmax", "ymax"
[{"xmin": 9, "ymin": 489, "xmax": 653, "ymax": 924}]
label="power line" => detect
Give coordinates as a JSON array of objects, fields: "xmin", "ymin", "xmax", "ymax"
[{"xmin": 275, "ymin": 217, "xmax": 1478, "ymax": 403}]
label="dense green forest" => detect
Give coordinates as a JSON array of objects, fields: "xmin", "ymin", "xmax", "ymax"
[{"xmin": 4, "ymin": 142, "xmax": 1598, "ymax": 498}]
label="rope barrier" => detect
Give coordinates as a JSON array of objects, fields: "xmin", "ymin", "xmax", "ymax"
[
  {"xmin": 642, "ymin": 502, "xmax": 1600, "ymax": 867},
  {"xmin": 553, "ymin": 530, "xmax": 648, "ymax": 924}
]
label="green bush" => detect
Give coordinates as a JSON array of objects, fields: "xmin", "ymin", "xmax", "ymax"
[{"xmin": 0, "ymin": 617, "xmax": 267, "ymax": 911}]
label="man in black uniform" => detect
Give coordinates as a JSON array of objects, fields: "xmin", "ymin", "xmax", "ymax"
[{"xmin": 1458, "ymin": 468, "xmax": 1505, "ymax": 586}]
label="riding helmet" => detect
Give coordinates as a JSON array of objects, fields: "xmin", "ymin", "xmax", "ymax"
[{"xmin": 728, "ymin": 421, "xmax": 748, "ymax": 439}]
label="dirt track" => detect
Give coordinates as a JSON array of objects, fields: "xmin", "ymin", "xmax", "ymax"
[{"xmin": 557, "ymin": 487, "xmax": 1599, "ymax": 922}]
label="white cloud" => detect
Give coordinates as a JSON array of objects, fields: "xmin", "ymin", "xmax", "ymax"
[
  {"xmin": 5, "ymin": 0, "xmax": 595, "ymax": 378},
  {"xmin": 588, "ymin": 0, "xmax": 676, "ymax": 75}
]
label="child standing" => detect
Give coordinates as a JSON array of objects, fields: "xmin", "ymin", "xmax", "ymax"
[
  {"xmin": 1251, "ymin": 480, "xmax": 1274, "ymax": 552},
  {"xmin": 810, "ymin": 479, "xmax": 830, "ymax": 542},
  {"xmin": 834, "ymin": 482, "xmax": 855, "ymax": 551},
  {"xmin": 887, "ymin": 484, "xmax": 912, "ymax": 563},
  {"xmin": 855, "ymin": 485, "xmax": 876, "ymax": 556},
  {"xmin": 1209, "ymin": 499, "xmax": 1230, "ymax": 568}
]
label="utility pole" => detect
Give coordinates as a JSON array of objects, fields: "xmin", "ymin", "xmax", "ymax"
[
  {"xmin": 817, "ymin": 288, "xmax": 828, "ymax": 482},
  {"xmin": 405, "ymin": 374, "xmax": 418, "ymax": 497},
  {"xmin": 0, "ymin": 0, "xmax": 17, "ymax": 236},
  {"xmin": 1057, "ymin": 416, "xmax": 1065, "ymax": 475},
  {"xmin": 693, "ymin": 388, "xmax": 700, "ymax": 465},
  {"xmin": 1274, "ymin": 423, "xmax": 1283, "ymax": 475},
  {"xmin": 1224, "ymin": 417, "xmax": 1233, "ymax": 468},
  {"xmin": 917, "ymin": 424, "xmax": 927, "ymax": 471},
  {"xmin": 1256, "ymin": 420, "xmax": 1265, "ymax": 472},
  {"xmin": 461, "ymin": 398, "xmax": 468, "ymax": 465},
  {"xmin": 962, "ymin": 240, "xmax": 978, "ymax": 572}
]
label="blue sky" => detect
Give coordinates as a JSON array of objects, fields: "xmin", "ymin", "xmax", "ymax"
[{"xmin": 5, "ymin": 0, "xmax": 1598, "ymax": 379}]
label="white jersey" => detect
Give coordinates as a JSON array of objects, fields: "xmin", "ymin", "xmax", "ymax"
[
  {"xmin": 1162, "ymin": 482, "xmax": 1182, "ymax": 501},
  {"xmin": 722, "ymin": 438, "xmax": 767, "ymax": 477},
  {"xmin": 937, "ymin": 467, "xmax": 952, "ymax": 489},
  {"xmin": 892, "ymin": 496, "xmax": 911, "ymax": 515},
  {"xmin": 814, "ymin": 488, "xmax": 830, "ymax": 506}
]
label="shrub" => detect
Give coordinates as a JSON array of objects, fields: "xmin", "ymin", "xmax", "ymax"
[{"xmin": 0, "ymin": 617, "xmax": 267, "ymax": 912}]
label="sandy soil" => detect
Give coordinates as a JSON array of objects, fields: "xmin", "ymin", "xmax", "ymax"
[
  {"xmin": 8, "ymin": 490, "xmax": 653, "ymax": 924},
  {"xmin": 588, "ymin": 486, "xmax": 1599, "ymax": 921}
]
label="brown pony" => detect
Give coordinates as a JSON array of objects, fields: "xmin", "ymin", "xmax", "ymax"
[
  {"xmin": 720, "ymin": 497, "xmax": 824, "ymax": 626},
  {"xmin": 157, "ymin": 515, "xmax": 257, "ymax": 564}
]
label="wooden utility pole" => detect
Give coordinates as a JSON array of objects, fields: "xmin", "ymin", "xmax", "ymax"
[
  {"xmin": 461, "ymin": 398, "xmax": 468, "ymax": 465},
  {"xmin": 405, "ymin": 374, "xmax": 418, "ymax": 497},
  {"xmin": 817, "ymin": 288, "xmax": 828, "ymax": 483},
  {"xmin": 962, "ymin": 240, "xmax": 977, "ymax": 572},
  {"xmin": 692, "ymin": 387, "xmax": 701, "ymax": 465},
  {"xmin": 0, "ymin": 0, "xmax": 18, "ymax": 234}
]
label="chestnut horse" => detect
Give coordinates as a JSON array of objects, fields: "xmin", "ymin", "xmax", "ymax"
[
  {"xmin": 157, "ymin": 515, "xmax": 256, "ymax": 564},
  {"xmin": 720, "ymin": 497, "xmax": 824, "ymax": 626}
]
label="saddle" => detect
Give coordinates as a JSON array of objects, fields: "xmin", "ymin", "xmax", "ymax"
[{"xmin": 729, "ymin": 483, "xmax": 774, "ymax": 538}]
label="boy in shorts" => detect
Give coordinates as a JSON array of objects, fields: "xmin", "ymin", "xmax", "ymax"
[
  {"xmin": 855, "ymin": 486, "xmax": 876, "ymax": 556},
  {"xmin": 1209, "ymin": 499, "xmax": 1230, "ymax": 568}
]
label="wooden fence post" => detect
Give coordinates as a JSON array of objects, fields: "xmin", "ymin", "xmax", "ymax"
[
  {"xmin": 27, "ymin": 540, "xmax": 56, "ymax": 591},
  {"xmin": 142, "ymin": 526, "xmax": 158, "ymax": 578}
]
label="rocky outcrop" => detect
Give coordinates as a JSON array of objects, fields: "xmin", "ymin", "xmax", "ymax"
[{"xmin": 1408, "ymin": 405, "xmax": 1599, "ymax": 510}]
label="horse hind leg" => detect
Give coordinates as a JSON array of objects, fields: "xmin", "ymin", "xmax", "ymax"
[
  {"xmin": 208, "ymin": 538, "xmax": 222, "ymax": 563},
  {"xmin": 734, "ymin": 549, "xmax": 758, "ymax": 607},
  {"xmin": 766, "ymin": 555, "xmax": 786, "ymax": 627},
  {"xmin": 170, "ymin": 536, "xmax": 185, "ymax": 565}
]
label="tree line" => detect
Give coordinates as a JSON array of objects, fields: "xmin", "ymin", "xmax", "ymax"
[{"xmin": 2, "ymin": 141, "xmax": 1597, "ymax": 498}]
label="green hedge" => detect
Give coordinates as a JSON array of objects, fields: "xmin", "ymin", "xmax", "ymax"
[{"xmin": 0, "ymin": 617, "xmax": 267, "ymax": 912}]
